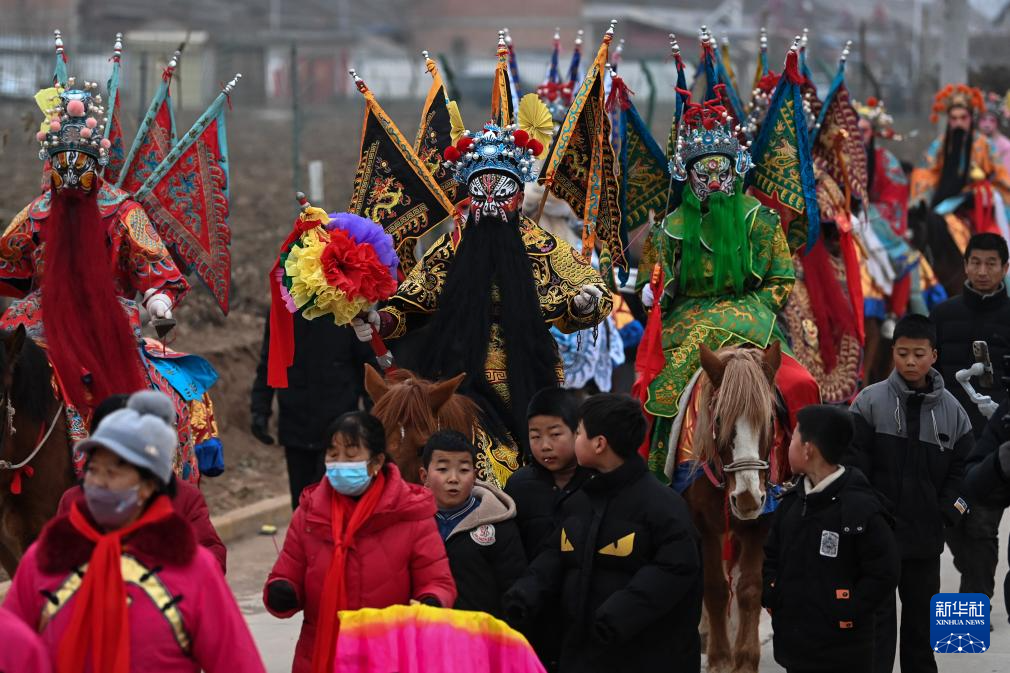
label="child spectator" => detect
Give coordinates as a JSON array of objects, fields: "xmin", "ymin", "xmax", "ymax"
[
  {"xmin": 264, "ymin": 411, "xmax": 456, "ymax": 673},
  {"xmin": 420, "ymin": 430, "xmax": 526, "ymax": 617},
  {"xmin": 763, "ymin": 404, "xmax": 899, "ymax": 673},
  {"xmin": 504, "ymin": 394, "xmax": 702, "ymax": 673},
  {"xmin": 846, "ymin": 314, "xmax": 973, "ymax": 673},
  {"xmin": 504, "ymin": 387, "xmax": 594, "ymax": 671},
  {"xmin": 506, "ymin": 388, "xmax": 594, "ymax": 558}
]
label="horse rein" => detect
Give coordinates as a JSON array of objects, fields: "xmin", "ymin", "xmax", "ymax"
[{"xmin": 0, "ymin": 393, "xmax": 65, "ymax": 472}]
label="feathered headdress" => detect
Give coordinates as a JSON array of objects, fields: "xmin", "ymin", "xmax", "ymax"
[
  {"xmin": 930, "ymin": 84, "xmax": 985, "ymax": 124},
  {"xmin": 670, "ymin": 85, "xmax": 752, "ymax": 181},
  {"xmin": 854, "ymin": 96, "xmax": 902, "ymax": 140},
  {"xmin": 442, "ymin": 34, "xmax": 553, "ymax": 185}
]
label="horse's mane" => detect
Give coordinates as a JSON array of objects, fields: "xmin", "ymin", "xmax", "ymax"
[
  {"xmin": 0, "ymin": 329, "xmax": 54, "ymax": 422},
  {"xmin": 371, "ymin": 369, "xmax": 480, "ymax": 437},
  {"xmin": 693, "ymin": 347, "xmax": 774, "ymax": 464}
]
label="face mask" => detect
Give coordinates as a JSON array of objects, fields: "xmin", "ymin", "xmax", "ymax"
[
  {"xmin": 688, "ymin": 154, "xmax": 735, "ymax": 201},
  {"xmin": 468, "ymin": 172, "xmax": 521, "ymax": 225},
  {"xmin": 326, "ymin": 461, "xmax": 373, "ymax": 496},
  {"xmin": 83, "ymin": 483, "xmax": 142, "ymax": 529}
]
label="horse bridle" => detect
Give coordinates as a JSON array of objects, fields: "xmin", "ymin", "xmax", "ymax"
[
  {"xmin": 701, "ymin": 396, "xmax": 773, "ymax": 490},
  {"xmin": 0, "ymin": 391, "xmax": 64, "ymax": 472}
]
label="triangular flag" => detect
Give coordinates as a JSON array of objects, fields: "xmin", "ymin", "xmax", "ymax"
[
  {"xmin": 414, "ymin": 53, "xmax": 462, "ymax": 206},
  {"xmin": 348, "ymin": 72, "xmax": 456, "ymax": 278},
  {"xmin": 103, "ymin": 33, "xmax": 127, "ymax": 183},
  {"xmin": 609, "ymin": 75, "xmax": 670, "ymax": 235},
  {"xmin": 491, "ymin": 33, "xmax": 516, "ymax": 127},
  {"xmin": 53, "ymin": 29, "xmax": 68, "ymax": 87},
  {"xmin": 118, "ymin": 52, "xmax": 180, "ymax": 195},
  {"xmin": 748, "ymin": 41, "xmax": 820, "ymax": 253},
  {"xmin": 538, "ymin": 23, "xmax": 623, "ymax": 280},
  {"xmin": 135, "ymin": 75, "xmax": 241, "ymax": 315}
]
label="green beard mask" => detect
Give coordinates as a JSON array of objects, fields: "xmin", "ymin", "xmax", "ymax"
[{"xmin": 680, "ymin": 179, "xmax": 752, "ymax": 295}]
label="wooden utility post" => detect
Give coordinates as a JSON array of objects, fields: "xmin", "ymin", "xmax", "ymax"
[{"xmin": 940, "ymin": 0, "xmax": 968, "ymax": 86}]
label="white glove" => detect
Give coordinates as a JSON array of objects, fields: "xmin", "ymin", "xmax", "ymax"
[
  {"xmin": 573, "ymin": 284, "xmax": 603, "ymax": 316},
  {"xmin": 143, "ymin": 290, "xmax": 173, "ymax": 320},
  {"xmin": 642, "ymin": 283, "xmax": 655, "ymax": 309},
  {"xmin": 351, "ymin": 311, "xmax": 380, "ymax": 343}
]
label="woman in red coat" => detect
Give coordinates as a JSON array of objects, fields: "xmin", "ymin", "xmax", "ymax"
[{"xmin": 264, "ymin": 411, "xmax": 456, "ymax": 673}]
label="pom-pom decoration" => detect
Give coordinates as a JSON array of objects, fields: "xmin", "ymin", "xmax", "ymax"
[
  {"xmin": 279, "ymin": 211, "xmax": 399, "ymax": 325},
  {"xmin": 456, "ymin": 136, "xmax": 474, "ymax": 153},
  {"xmin": 443, "ymin": 145, "xmax": 461, "ymax": 162},
  {"xmin": 527, "ymin": 139, "xmax": 544, "ymax": 157},
  {"xmin": 66, "ymin": 99, "xmax": 85, "ymax": 116},
  {"xmin": 513, "ymin": 129, "xmax": 530, "ymax": 147}
]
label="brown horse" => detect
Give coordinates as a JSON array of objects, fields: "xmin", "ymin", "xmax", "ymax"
[
  {"xmin": 0, "ymin": 326, "xmax": 73, "ymax": 576},
  {"xmin": 680, "ymin": 342, "xmax": 783, "ymax": 673},
  {"xmin": 364, "ymin": 365, "xmax": 481, "ymax": 484}
]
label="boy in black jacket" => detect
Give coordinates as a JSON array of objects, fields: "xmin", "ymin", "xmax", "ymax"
[
  {"xmin": 420, "ymin": 430, "xmax": 526, "ymax": 617},
  {"xmin": 504, "ymin": 394, "xmax": 702, "ymax": 673},
  {"xmin": 504, "ymin": 388, "xmax": 594, "ymax": 671},
  {"xmin": 763, "ymin": 405, "xmax": 899, "ymax": 673},
  {"xmin": 846, "ymin": 314, "xmax": 973, "ymax": 673},
  {"xmin": 506, "ymin": 388, "xmax": 594, "ymax": 559}
]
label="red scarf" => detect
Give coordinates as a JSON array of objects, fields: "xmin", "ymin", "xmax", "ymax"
[
  {"xmin": 56, "ymin": 495, "xmax": 174, "ymax": 673},
  {"xmin": 310, "ymin": 469, "xmax": 387, "ymax": 673},
  {"xmin": 267, "ymin": 213, "xmax": 325, "ymax": 388}
]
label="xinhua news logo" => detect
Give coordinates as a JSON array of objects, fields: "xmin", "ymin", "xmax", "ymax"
[{"xmin": 930, "ymin": 593, "xmax": 990, "ymax": 654}]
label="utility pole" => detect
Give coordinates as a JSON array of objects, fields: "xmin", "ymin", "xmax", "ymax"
[
  {"xmin": 291, "ymin": 42, "xmax": 301, "ymax": 197},
  {"xmin": 940, "ymin": 0, "xmax": 968, "ymax": 86}
]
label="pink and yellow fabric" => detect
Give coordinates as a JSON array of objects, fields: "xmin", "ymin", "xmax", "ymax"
[{"xmin": 333, "ymin": 605, "xmax": 545, "ymax": 673}]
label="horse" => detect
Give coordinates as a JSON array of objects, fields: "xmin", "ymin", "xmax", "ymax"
[
  {"xmin": 0, "ymin": 326, "xmax": 73, "ymax": 577},
  {"xmin": 678, "ymin": 342, "xmax": 784, "ymax": 673},
  {"xmin": 364, "ymin": 365, "xmax": 481, "ymax": 484}
]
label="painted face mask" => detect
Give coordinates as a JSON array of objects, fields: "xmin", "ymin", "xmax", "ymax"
[
  {"xmin": 467, "ymin": 172, "xmax": 521, "ymax": 225},
  {"xmin": 84, "ymin": 483, "xmax": 142, "ymax": 529},
  {"xmin": 688, "ymin": 154, "xmax": 735, "ymax": 201},
  {"xmin": 50, "ymin": 150, "xmax": 98, "ymax": 193}
]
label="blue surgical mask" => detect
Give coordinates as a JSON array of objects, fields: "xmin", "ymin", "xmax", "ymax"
[
  {"xmin": 83, "ymin": 483, "xmax": 142, "ymax": 529},
  {"xmin": 326, "ymin": 461, "xmax": 373, "ymax": 496}
]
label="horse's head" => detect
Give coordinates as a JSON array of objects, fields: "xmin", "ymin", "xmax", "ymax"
[
  {"xmin": 696, "ymin": 342, "xmax": 781, "ymax": 520},
  {"xmin": 364, "ymin": 365, "xmax": 478, "ymax": 482}
]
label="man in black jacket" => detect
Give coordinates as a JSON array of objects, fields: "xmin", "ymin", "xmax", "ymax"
[
  {"xmin": 504, "ymin": 394, "xmax": 702, "ymax": 673},
  {"xmin": 764, "ymin": 405, "xmax": 899, "ymax": 673},
  {"xmin": 251, "ymin": 316, "xmax": 375, "ymax": 509},
  {"xmin": 930, "ymin": 233, "xmax": 1010, "ymax": 609},
  {"xmin": 964, "ymin": 398, "xmax": 1010, "ymax": 621}
]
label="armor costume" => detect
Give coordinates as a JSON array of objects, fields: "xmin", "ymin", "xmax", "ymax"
[{"xmin": 0, "ymin": 32, "xmax": 236, "ymax": 481}]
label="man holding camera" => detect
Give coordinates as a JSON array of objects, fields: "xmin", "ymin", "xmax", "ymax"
[{"xmin": 931, "ymin": 232, "xmax": 1010, "ymax": 614}]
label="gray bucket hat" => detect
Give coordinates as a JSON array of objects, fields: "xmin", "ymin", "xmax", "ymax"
[{"xmin": 75, "ymin": 390, "xmax": 177, "ymax": 485}]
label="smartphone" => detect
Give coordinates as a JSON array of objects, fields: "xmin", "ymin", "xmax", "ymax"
[{"xmin": 973, "ymin": 341, "xmax": 995, "ymax": 388}]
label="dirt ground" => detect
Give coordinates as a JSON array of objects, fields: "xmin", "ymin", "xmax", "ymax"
[{"xmin": 0, "ymin": 98, "xmax": 438, "ymax": 515}]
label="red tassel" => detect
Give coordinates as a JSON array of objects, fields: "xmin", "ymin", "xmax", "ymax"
[{"xmin": 10, "ymin": 465, "xmax": 34, "ymax": 495}]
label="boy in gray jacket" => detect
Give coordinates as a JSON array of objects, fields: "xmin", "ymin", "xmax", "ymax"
[{"xmin": 846, "ymin": 314, "xmax": 973, "ymax": 673}]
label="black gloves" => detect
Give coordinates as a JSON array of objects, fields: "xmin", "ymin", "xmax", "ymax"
[
  {"xmin": 251, "ymin": 414, "xmax": 274, "ymax": 445},
  {"xmin": 266, "ymin": 580, "xmax": 299, "ymax": 612}
]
